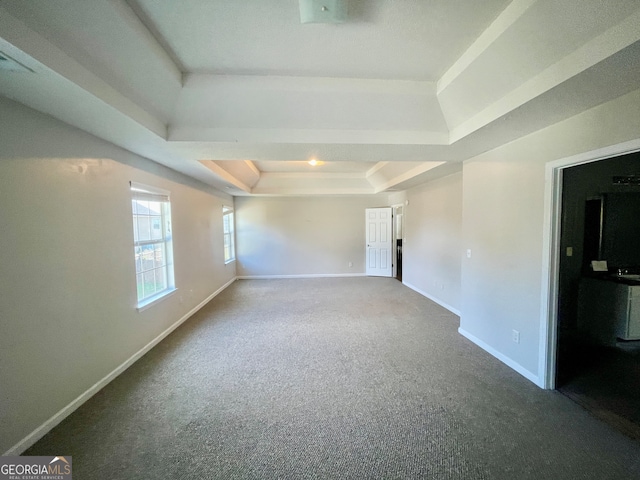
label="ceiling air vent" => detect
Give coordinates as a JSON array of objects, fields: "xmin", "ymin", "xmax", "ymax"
[
  {"xmin": 0, "ymin": 51, "xmax": 33, "ymax": 73},
  {"xmin": 612, "ymin": 175, "xmax": 640, "ymax": 186}
]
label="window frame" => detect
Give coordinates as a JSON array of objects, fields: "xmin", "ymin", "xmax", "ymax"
[
  {"xmin": 131, "ymin": 182, "xmax": 176, "ymax": 310},
  {"xmin": 223, "ymin": 205, "xmax": 236, "ymax": 264}
]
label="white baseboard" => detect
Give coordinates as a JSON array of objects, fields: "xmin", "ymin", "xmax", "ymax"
[
  {"xmin": 403, "ymin": 282, "xmax": 461, "ymax": 316},
  {"xmin": 458, "ymin": 327, "xmax": 542, "ymax": 387},
  {"xmin": 237, "ymin": 273, "xmax": 366, "ymax": 279},
  {"xmin": 4, "ymin": 277, "xmax": 237, "ymax": 456}
]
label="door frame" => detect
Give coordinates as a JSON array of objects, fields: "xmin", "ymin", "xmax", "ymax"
[
  {"xmin": 391, "ymin": 203, "xmax": 404, "ymax": 280},
  {"xmin": 539, "ymin": 138, "xmax": 640, "ymax": 389}
]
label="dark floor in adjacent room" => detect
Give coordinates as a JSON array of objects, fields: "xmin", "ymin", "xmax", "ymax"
[{"xmin": 558, "ymin": 341, "xmax": 640, "ymax": 441}]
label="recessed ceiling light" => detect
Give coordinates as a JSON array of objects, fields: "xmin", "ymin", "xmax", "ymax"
[{"xmin": 308, "ymin": 159, "xmax": 318, "ymax": 166}]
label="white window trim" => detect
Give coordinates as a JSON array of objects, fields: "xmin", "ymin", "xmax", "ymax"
[
  {"xmin": 131, "ymin": 181, "xmax": 176, "ymax": 310},
  {"xmin": 130, "ymin": 182, "xmax": 170, "ymax": 197},
  {"xmin": 136, "ymin": 287, "xmax": 178, "ymax": 312},
  {"xmin": 223, "ymin": 205, "xmax": 236, "ymax": 264}
]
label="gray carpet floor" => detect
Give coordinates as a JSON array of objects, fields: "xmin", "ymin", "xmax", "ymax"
[{"xmin": 25, "ymin": 278, "xmax": 640, "ymax": 479}]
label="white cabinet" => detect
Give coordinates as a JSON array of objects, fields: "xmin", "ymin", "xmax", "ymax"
[
  {"xmin": 578, "ymin": 278, "xmax": 640, "ymax": 345},
  {"xmin": 615, "ymin": 284, "xmax": 640, "ymax": 340}
]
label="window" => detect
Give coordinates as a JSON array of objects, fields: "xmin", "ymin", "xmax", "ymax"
[
  {"xmin": 131, "ymin": 182, "xmax": 175, "ymax": 308},
  {"xmin": 223, "ymin": 205, "xmax": 235, "ymax": 263}
]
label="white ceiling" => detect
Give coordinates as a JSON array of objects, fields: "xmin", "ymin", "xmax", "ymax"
[
  {"xmin": 1, "ymin": 0, "xmax": 639, "ymax": 196},
  {"xmin": 131, "ymin": 0, "xmax": 511, "ymax": 79}
]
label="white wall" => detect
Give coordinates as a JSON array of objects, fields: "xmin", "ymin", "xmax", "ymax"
[
  {"xmin": 403, "ymin": 172, "xmax": 463, "ymax": 314},
  {"xmin": 460, "ymin": 87, "xmax": 640, "ymax": 385},
  {"xmin": 235, "ymin": 195, "xmax": 389, "ymax": 277},
  {"xmin": 0, "ymin": 97, "xmax": 235, "ymax": 454}
]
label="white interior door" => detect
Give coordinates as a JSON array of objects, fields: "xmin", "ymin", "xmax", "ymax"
[{"xmin": 366, "ymin": 207, "xmax": 393, "ymax": 277}]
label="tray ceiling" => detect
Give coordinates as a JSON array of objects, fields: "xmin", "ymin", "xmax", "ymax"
[{"xmin": 1, "ymin": 0, "xmax": 639, "ymax": 195}]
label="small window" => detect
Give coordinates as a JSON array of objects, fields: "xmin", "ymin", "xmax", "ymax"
[
  {"xmin": 131, "ymin": 182, "xmax": 175, "ymax": 308},
  {"xmin": 223, "ymin": 205, "xmax": 235, "ymax": 263}
]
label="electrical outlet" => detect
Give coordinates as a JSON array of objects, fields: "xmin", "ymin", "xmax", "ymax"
[
  {"xmin": 512, "ymin": 329, "xmax": 520, "ymax": 344},
  {"xmin": 348, "ymin": 262, "xmax": 353, "ymax": 267}
]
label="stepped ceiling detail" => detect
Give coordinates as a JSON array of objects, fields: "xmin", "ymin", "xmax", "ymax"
[{"xmin": 1, "ymin": 0, "xmax": 639, "ymax": 195}]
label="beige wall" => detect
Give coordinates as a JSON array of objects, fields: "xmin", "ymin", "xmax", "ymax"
[
  {"xmin": 235, "ymin": 195, "xmax": 389, "ymax": 277},
  {"xmin": 403, "ymin": 172, "xmax": 463, "ymax": 313},
  {"xmin": 3, "ymin": 83, "xmax": 640, "ymax": 456},
  {"xmin": 0, "ymin": 97, "xmax": 235, "ymax": 454},
  {"xmin": 460, "ymin": 87, "xmax": 640, "ymax": 384}
]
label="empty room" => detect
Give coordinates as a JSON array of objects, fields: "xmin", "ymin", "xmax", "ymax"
[{"xmin": 1, "ymin": 1, "xmax": 640, "ymax": 478}]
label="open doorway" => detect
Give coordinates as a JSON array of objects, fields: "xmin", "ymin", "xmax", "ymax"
[
  {"xmin": 553, "ymin": 150, "xmax": 640, "ymax": 439},
  {"xmin": 393, "ymin": 205, "xmax": 404, "ymax": 282}
]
